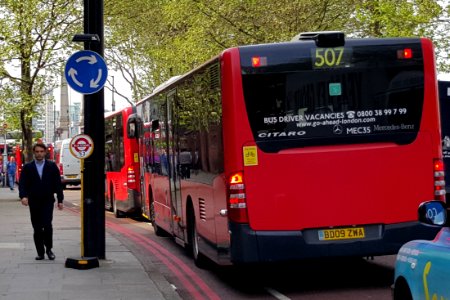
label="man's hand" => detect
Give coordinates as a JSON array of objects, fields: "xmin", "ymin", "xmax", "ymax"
[
  {"xmin": 21, "ymin": 197, "xmax": 29, "ymax": 206},
  {"xmin": 57, "ymin": 202, "xmax": 63, "ymax": 210}
]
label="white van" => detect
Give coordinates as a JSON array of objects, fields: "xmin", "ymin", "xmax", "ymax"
[{"xmin": 54, "ymin": 138, "xmax": 81, "ymax": 189}]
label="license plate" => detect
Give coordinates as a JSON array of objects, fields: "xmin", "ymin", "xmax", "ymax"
[
  {"xmin": 318, "ymin": 227, "xmax": 365, "ymax": 241},
  {"xmin": 66, "ymin": 175, "xmax": 77, "ymax": 179}
]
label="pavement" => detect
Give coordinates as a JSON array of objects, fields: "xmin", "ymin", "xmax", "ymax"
[{"xmin": 0, "ymin": 186, "xmax": 180, "ymax": 300}]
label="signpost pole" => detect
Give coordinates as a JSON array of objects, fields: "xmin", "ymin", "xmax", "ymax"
[
  {"xmin": 80, "ymin": 158, "xmax": 84, "ymax": 257},
  {"xmin": 82, "ymin": 0, "xmax": 105, "ymax": 259},
  {"xmin": 66, "ymin": 0, "xmax": 105, "ymax": 260},
  {"xmin": 65, "ymin": 134, "xmax": 98, "ymax": 269},
  {"xmin": 3, "ymin": 123, "xmax": 7, "ymax": 187}
]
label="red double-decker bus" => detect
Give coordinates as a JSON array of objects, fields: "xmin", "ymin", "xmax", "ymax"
[
  {"xmin": 128, "ymin": 32, "xmax": 445, "ymax": 267},
  {"xmin": 105, "ymin": 106, "xmax": 141, "ymax": 218}
]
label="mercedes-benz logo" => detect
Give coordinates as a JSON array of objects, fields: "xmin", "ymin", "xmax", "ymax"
[{"xmin": 333, "ymin": 125, "xmax": 343, "ymax": 135}]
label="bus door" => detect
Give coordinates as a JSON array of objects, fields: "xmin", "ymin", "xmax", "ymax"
[
  {"xmin": 167, "ymin": 91, "xmax": 184, "ymax": 239},
  {"xmin": 139, "ymin": 125, "xmax": 147, "ymax": 217}
]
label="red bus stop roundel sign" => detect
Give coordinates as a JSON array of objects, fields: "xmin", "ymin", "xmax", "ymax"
[{"xmin": 69, "ymin": 134, "xmax": 94, "ymax": 159}]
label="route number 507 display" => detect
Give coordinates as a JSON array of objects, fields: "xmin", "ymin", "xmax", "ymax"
[{"xmin": 312, "ymin": 47, "xmax": 351, "ymax": 68}]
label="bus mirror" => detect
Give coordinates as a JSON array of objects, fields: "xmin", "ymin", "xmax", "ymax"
[
  {"xmin": 127, "ymin": 113, "xmax": 140, "ymax": 138},
  {"xmin": 128, "ymin": 122, "xmax": 136, "ymax": 138},
  {"xmin": 151, "ymin": 120, "xmax": 159, "ymax": 132}
]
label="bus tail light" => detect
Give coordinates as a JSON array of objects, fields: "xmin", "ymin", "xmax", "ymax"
[
  {"xmin": 58, "ymin": 163, "xmax": 63, "ymax": 175},
  {"xmin": 227, "ymin": 171, "xmax": 249, "ymax": 223},
  {"xmin": 433, "ymin": 158, "xmax": 446, "ymax": 201},
  {"xmin": 397, "ymin": 48, "xmax": 413, "ymax": 59},
  {"xmin": 127, "ymin": 165, "xmax": 137, "ymax": 190}
]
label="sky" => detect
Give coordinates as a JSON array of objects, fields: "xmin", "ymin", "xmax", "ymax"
[{"xmin": 438, "ymin": 73, "xmax": 450, "ymax": 81}]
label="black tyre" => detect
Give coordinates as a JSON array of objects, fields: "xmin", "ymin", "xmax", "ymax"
[
  {"xmin": 112, "ymin": 191, "xmax": 123, "ymax": 218},
  {"xmin": 107, "ymin": 184, "xmax": 114, "ymax": 212},
  {"xmin": 187, "ymin": 206, "xmax": 209, "ymax": 268},
  {"xmin": 393, "ymin": 278, "xmax": 413, "ymax": 300}
]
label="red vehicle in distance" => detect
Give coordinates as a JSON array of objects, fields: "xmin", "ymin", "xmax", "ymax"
[{"xmin": 104, "ymin": 106, "xmax": 141, "ymax": 218}]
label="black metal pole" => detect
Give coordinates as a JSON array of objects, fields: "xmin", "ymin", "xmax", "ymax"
[{"xmin": 82, "ymin": 0, "xmax": 105, "ymax": 259}]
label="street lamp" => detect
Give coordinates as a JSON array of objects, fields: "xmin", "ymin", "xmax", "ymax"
[
  {"xmin": 72, "ymin": 33, "xmax": 100, "ymax": 43},
  {"xmin": 111, "ymin": 75, "xmax": 115, "ymax": 112}
]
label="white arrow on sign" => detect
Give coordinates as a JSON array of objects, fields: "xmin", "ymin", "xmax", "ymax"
[
  {"xmin": 75, "ymin": 54, "xmax": 98, "ymax": 64},
  {"xmin": 68, "ymin": 68, "xmax": 83, "ymax": 87},
  {"xmin": 90, "ymin": 69, "xmax": 103, "ymax": 88}
]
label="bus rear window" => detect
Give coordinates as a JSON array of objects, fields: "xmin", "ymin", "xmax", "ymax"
[{"xmin": 240, "ymin": 40, "xmax": 424, "ymax": 152}]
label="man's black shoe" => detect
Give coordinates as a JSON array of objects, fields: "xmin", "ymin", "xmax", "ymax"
[
  {"xmin": 46, "ymin": 250, "xmax": 55, "ymax": 260},
  {"xmin": 35, "ymin": 255, "xmax": 45, "ymax": 260}
]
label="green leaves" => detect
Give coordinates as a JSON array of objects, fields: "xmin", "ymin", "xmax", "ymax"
[
  {"xmin": 105, "ymin": 0, "xmax": 358, "ymax": 98},
  {"xmin": 0, "ymin": 0, "xmax": 82, "ymax": 161},
  {"xmin": 1, "ymin": 0, "xmax": 448, "ymax": 160},
  {"xmin": 352, "ymin": 0, "xmax": 442, "ymax": 37},
  {"xmin": 105, "ymin": 0, "xmax": 450, "ymax": 97}
]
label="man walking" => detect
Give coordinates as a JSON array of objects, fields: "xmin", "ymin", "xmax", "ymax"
[{"xmin": 19, "ymin": 143, "xmax": 64, "ymax": 260}]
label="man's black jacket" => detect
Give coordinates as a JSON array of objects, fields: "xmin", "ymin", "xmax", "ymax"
[{"xmin": 19, "ymin": 160, "xmax": 64, "ymax": 203}]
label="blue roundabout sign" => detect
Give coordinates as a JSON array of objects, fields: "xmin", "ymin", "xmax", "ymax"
[{"xmin": 64, "ymin": 50, "xmax": 108, "ymax": 95}]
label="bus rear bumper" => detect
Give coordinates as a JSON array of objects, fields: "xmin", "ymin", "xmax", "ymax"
[
  {"xmin": 112, "ymin": 189, "xmax": 141, "ymax": 215},
  {"xmin": 61, "ymin": 176, "xmax": 81, "ymax": 186},
  {"xmin": 228, "ymin": 221, "xmax": 442, "ymax": 264},
  {"xmin": 122, "ymin": 188, "xmax": 141, "ymax": 215}
]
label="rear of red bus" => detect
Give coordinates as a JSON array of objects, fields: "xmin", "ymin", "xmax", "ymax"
[
  {"xmin": 46, "ymin": 143, "xmax": 54, "ymax": 161},
  {"xmin": 14, "ymin": 144, "xmax": 23, "ymax": 183},
  {"xmin": 220, "ymin": 33, "xmax": 444, "ymax": 263},
  {"xmin": 104, "ymin": 107, "xmax": 141, "ymax": 217}
]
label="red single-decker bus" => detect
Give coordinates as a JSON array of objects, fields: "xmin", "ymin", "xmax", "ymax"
[{"xmin": 128, "ymin": 32, "xmax": 445, "ymax": 267}]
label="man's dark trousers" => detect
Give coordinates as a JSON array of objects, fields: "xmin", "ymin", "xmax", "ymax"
[{"xmin": 29, "ymin": 200, "xmax": 55, "ymax": 256}]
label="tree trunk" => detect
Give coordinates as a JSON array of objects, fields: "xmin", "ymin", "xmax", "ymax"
[
  {"xmin": 20, "ymin": 109, "xmax": 34, "ymax": 163},
  {"xmin": 20, "ymin": 51, "xmax": 34, "ymax": 163}
]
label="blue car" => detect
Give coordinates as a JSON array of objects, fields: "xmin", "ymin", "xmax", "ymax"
[{"xmin": 393, "ymin": 201, "xmax": 449, "ymax": 300}]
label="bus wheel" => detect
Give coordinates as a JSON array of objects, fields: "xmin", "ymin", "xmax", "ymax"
[
  {"xmin": 112, "ymin": 191, "xmax": 123, "ymax": 218},
  {"xmin": 187, "ymin": 206, "xmax": 209, "ymax": 268},
  {"xmin": 108, "ymin": 185, "xmax": 114, "ymax": 212}
]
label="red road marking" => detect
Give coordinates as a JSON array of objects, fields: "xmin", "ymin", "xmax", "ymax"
[
  {"xmin": 63, "ymin": 207, "xmax": 220, "ymax": 300},
  {"xmin": 107, "ymin": 221, "xmax": 221, "ymax": 300}
]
